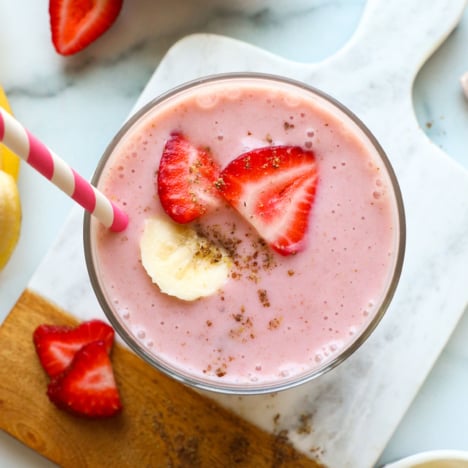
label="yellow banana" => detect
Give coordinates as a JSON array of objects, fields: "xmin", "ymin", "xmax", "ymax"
[{"xmin": 0, "ymin": 170, "xmax": 21, "ymax": 270}]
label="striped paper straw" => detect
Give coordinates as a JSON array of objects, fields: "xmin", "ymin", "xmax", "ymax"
[{"xmin": 0, "ymin": 107, "xmax": 128, "ymax": 232}]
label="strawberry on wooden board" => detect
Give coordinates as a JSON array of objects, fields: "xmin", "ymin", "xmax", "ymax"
[
  {"xmin": 49, "ymin": 0, "xmax": 124, "ymax": 55},
  {"xmin": 47, "ymin": 340, "xmax": 122, "ymax": 418},
  {"xmin": 33, "ymin": 319, "xmax": 114, "ymax": 378},
  {"xmin": 157, "ymin": 132, "xmax": 223, "ymax": 224},
  {"xmin": 217, "ymin": 146, "xmax": 318, "ymax": 256}
]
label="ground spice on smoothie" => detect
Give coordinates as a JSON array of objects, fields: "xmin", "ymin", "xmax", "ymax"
[{"xmin": 258, "ymin": 289, "xmax": 271, "ymax": 307}]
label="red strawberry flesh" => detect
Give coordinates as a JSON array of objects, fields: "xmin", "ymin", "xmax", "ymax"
[
  {"xmin": 49, "ymin": 0, "xmax": 123, "ymax": 55},
  {"xmin": 47, "ymin": 340, "xmax": 122, "ymax": 418},
  {"xmin": 33, "ymin": 319, "xmax": 114, "ymax": 378},
  {"xmin": 157, "ymin": 132, "xmax": 223, "ymax": 223},
  {"xmin": 218, "ymin": 146, "xmax": 318, "ymax": 255}
]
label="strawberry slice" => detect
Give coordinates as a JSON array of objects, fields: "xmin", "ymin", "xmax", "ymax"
[
  {"xmin": 157, "ymin": 132, "xmax": 222, "ymax": 223},
  {"xmin": 49, "ymin": 0, "xmax": 123, "ymax": 55},
  {"xmin": 47, "ymin": 340, "xmax": 122, "ymax": 418},
  {"xmin": 33, "ymin": 320, "xmax": 114, "ymax": 378},
  {"xmin": 218, "ymin": 146, "xmax": 318, "ymax": 255}
]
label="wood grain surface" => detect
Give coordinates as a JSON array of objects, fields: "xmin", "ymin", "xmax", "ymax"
[{"xmin": 0, "ymin": 289, "xmax": 322, "ymax": 467}]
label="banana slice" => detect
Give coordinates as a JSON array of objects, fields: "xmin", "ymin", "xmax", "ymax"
[
  {"xmin": 140, "ymin": 216, "xmax": 231, "ymax": 301},
  {"xmin": 0, "ymin": 170, "xmax": 21, "ymax": 270}
]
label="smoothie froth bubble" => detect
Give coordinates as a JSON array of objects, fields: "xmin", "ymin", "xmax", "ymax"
[{"xmin": 84, "ymin": 74, "xmax": 405, "ymax": 394}]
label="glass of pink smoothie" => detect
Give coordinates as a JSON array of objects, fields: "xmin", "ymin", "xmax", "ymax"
[{"xmin": 84, "ymin": 73, "xmax": 405, "ymax": 394}]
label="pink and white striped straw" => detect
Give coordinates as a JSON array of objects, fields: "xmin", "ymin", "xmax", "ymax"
[{"xmin": 0, "ymin": 107, "xmax": 128, "ymax": 232}]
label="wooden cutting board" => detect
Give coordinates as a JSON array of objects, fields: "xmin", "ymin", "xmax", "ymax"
[{"xmin": 0, "ymin": 289, "xmax": 320, "ymax": 467}]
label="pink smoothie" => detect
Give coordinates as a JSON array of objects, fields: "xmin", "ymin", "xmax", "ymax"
[{"xmin": 88, "ymin": 75, "xmax": 403, "ymax": 391}]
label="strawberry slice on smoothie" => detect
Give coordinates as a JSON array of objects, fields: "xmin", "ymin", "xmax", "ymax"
[
  {"xmin": 217, "ymin": 146, "xmax": 318, "ymax": 256},
  {"xmin": 157, "ymin": 132, "xmax": 223, "ymax": 223}
]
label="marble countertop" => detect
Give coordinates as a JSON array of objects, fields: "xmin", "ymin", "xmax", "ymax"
[{"xmin": 0, "ymin": 0, "xmax": 467, "ymax": 466}]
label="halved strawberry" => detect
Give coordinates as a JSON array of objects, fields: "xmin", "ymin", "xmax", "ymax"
[
  {"xmin": 49, "ymin": 0, "xmax": 123, "ymax": 56},
  {"xmin": 218, "ymin": 146, "xmax": 318, "ymax": 255},
  {"xmin": 47, "ymin": 340, "xmax": 122, "ymax": 418},
  {"xmin": 33, "ymin": 320, "xmax": 114, "ymax": 378},
  {"xmin": 157, "ymin": 132, "xmax": 223, "ymax": 223}
]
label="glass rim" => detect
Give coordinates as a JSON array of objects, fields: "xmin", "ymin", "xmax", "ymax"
[{"xmin": 84, "ymin": 72, "xmax": 406, "ymax": 395}]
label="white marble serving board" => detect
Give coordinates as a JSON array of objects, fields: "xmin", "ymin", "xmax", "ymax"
[{"xmin": 27, "ymin": 0, "xmax": 468, "ymax": 467}]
